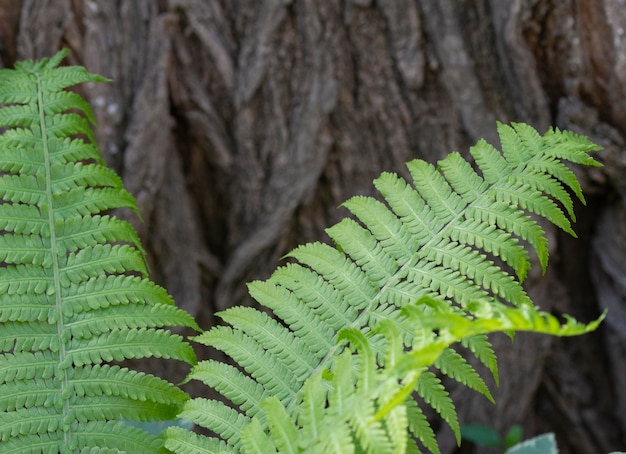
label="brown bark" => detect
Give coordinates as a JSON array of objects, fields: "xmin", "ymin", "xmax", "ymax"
[{"xmin": 1, "ymin": 1, "xmax": 625, "ymax": 452}]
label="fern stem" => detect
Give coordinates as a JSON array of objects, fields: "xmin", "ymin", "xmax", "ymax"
[{"xmin": 35, "ymin": 72, "xmax": 71, "ymax": 448}]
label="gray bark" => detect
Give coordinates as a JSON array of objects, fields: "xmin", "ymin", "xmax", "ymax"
[{"xmin": 1, "ymin": 1, "xmax": 625, "ymax": 452}]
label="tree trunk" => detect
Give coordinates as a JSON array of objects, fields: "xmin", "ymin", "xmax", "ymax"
[{"xmin": 1, "ymin": 1, "xmax": 624, "ymax": 452}]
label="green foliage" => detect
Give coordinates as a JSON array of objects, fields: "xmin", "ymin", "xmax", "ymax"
[
  {"xmin": 0, "ymin": 51, "xmax": 605, "ymax": 453},
  {"xmin": 501, "ymin": 432, "xmax": 624, "ymax": 454},
  {"xmin": 461, "ymin": 424, "xmax": 504, "ymax": 449},
  {"xmin": 461, "ymin": 423, "xmax": 523, "ymax": 450},
  {"xmin": 165, "ymin": 119, "xmax": 603, "ymax": 453},
  {"xmin": 0, "ymin": 49, "xmax": 199, "ymax": 452},
  {"xmin": 505, "ymin": 433, "xmax": 557, "ymax": 454}
]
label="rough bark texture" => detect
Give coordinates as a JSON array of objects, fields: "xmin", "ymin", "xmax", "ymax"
[{"xmin": 1, "ymin": 1, "xmax": 625, "ymax": 452}]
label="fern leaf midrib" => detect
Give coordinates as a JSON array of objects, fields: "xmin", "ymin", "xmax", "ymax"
[{"xmin": 36, "ymin": 71, "xmax": 71, "ymax": 445}]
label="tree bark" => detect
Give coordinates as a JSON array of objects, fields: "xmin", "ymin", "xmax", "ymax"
[{"xmin": 1, "ymin": 1, "xmax": 624, "ymax": 452}]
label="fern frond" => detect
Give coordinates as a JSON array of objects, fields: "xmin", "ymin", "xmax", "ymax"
[
  {"xmin": 261, "ymin": 396, "xmax": 300, "ymax": 453},
  {"xmin": 0, "ymin": 352, "xmax": 57, "ymax": 383},
  {"xmin": 186, "ymin": 360, "xmax": 268, "ymax": 417},
  {"xmin": 68, "ymin": 328, "xmax": 196, "ymax": 367},
  {"xmin": 179, "ymin": 398, "xmax": 250, "ymax": 449},
  {"xmin": 417, "ymin": 370, "xmax": 461, "ymax": 443},
  {"xmin": 55, "ymin": 215, "xmax": 145, "ymax": 255},
  {"xmin": 247, "ymin": 279, "xmax": 334, "ymax": 357},
  {"xmin": 0, "ymin": 379, "xmax": 57, "ymax": 412},
  {"xmin": 217, "ymin": 306, "xmax": 319, "ymax": 381},
  {"xmin": 68, "ymin": 303, "xmax": 199, "ymax": 338},
  {"xmin": 194, "ymin": 327, "xmax": 299, "ymax": 402},
  {"xmin": 165, "ymin": 426, "xmax": 230, "ymax": 454},
  {"xmin": 62, "ymin": 275, "xmax": 178, "ymax": 313},
  {"xmin": 267, "ymin": 262, "xmax": 358, "ymax": 333},
  {"xmin": 172, "ymin": 121, "xmax": 601, "ymax": 453},
  {"xmin": 71, "ymin": 420, "xmax": 168, "ymax": 453},
  {"xmin": 543, "ymin": 126, "xmax": 603, "ymax": 166},
  {"xmin": 3, "ymin": 53, "xmax": 599, "ymax": 453},
  {"xmin": 406, "ymin": 399, "xmax": 440, "ymax": 454},
  {"xmin": 240, "ymin": 418, "xmax": 279, "ymax": 454},
  {"xmin": 51, "ymin": 162, "xmax": 124, "ymax": 193},
  {"xmin": 279, "ymin": 299, "xmax": 601, "ymax": 454},
  {"xmin": 69, "ymin": 364, "xmax": 187, "ymax": 404},
  {"xmin": 0, "ymin": 50, "xmax": 197, "ymax": 452},
  {"xmin": 461, "ymin": 333, "xmax": 499, "ymax": 385},
  {"xmin": 0, "ymin": 203, "xmax": 48, "ymax": 235},
  {"xmin": 434, "ymin": 348, "xmax": 493, "ymax": 402},
  {"xmin": 52, "ymin": 186, "xmax": 140, "ymax": 218},
  {"xmin": 60, "ymin": 244, "xmax": 148, "ymax": 285}
]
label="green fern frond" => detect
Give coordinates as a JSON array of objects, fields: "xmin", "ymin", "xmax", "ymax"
[
  {"xmin": 461, "ymin": 333, "xmax": 499, "ymax": 385},
  {"xmin": 62, "ymin": 275, "xmax": 180, "ymax": 313},
  {"xmin": 217, "ymin": 307, "xmax": 319, "ymax": 381},
  {"xmin": 68, "ymin": 303, "xmax": 199, "ymax": 337},
  {"xmin": 171, "ymin": 120, "xmax": 601, "ymax": 453},
  {"xmin": 195, "ymin": 327, "xmax": 299, "ymax": 402},
  {"xmin": 247, "ymin": 279, "xmax": 334, "ymax": 357},
  {"xmin": 69, "ymin": 364, "xmax": 188, "ymax": 403},
  {"xmin": 71, "ymin": 420, "xmax": 169, "ymax": 453},
  {"xmin": 185, "ymin": 360, "xmax": 268, "ymax": 417},
  {"xmin": 49, "ymin": 137, "xmax": 104, "ymax": 166},
  {"xmin": 51, "ymin": 162, "xmax": 124, "ymax": 193},
  {"xmin": 240, "ymin": 418, "xmax": 279, "ymax": 454},
  {"xmin": 0, "ymin": 204, "xmax": 48, "ymax": 235},
  {"xmin": 181, "ymin": 398, "xmax": 251, "ymax": 449},
  {"xmin": 406, "ymin": 399, "xmax": 440, "ymax": 454},
  {"xmin": 52, "ymin": 187, "xmax": 140, "ymax": 218},
  {"xmin": 266, "ymin": 262, "xmax": 358, "ymax": 333},
  {"xmin": 243, "ymin": 299, "xmax": 603, "ymax": 454},
  {"xmin": 434, "ymin": 348, "xmax": 493, "ymax": 403},
  {"xmin": 0, "ymin": 42, "xmax": 602, "ymax": 454},
  {"xmin": 0, "ymin": 352, "xmax": 57, "ymax": 383},
  {"xmin": 55, "ymin": 215, "xmax": 146, "ymax": 255},
  {"xmin": 417, "ymin": 370, "xmax": 461, "ymax": 443},
  {"xmin": 261, "ymin": 396, "xmax": 300, "ymax": 453},
  {"xmin": 68, "ymin": 328, "xmax": 195, "ymax": 367},
  {"xmin": 0, "ymin": 49, "xmax": 197, "ymax": 451},
  {"xmin": 165, "ymin": 426, "xmax": 231, "ymax": 454},
  {"xmin": 61, "ymin": 244, "xmax": 148, "ymax": 284}
]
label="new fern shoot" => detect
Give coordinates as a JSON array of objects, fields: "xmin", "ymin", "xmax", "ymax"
[
  {"xmin": 0, "ymin": 51, "xmax": 605, "ymax": 453},
  {"xmin": 0, "ymin": 50, "xmax": 199, "ymax": 452}
]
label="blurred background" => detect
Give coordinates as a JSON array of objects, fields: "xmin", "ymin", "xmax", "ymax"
[{"xmin": 1, "ymin": 1, "xmax": 624, "ymax": 452}]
